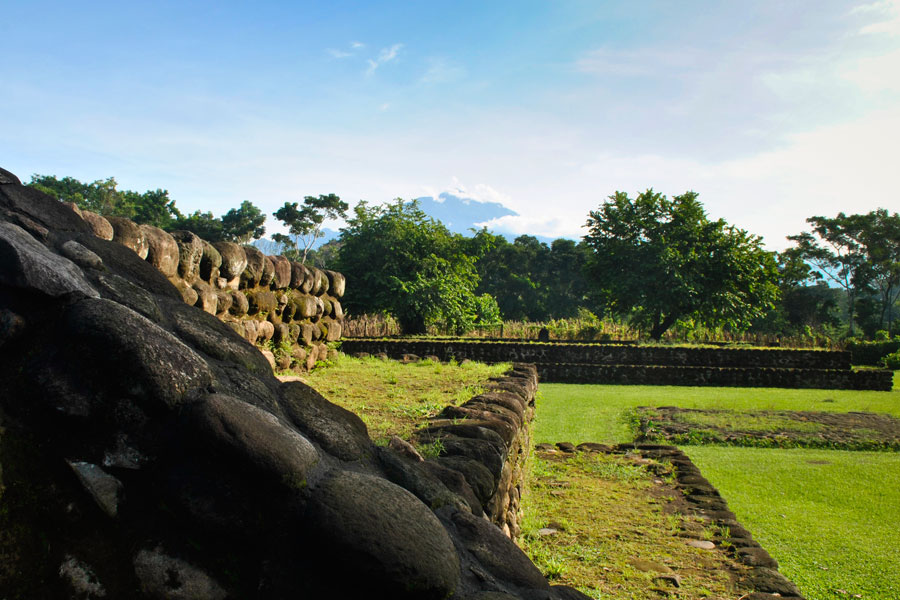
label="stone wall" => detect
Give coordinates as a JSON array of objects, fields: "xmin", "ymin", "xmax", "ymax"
[
  {"xmin": 407, "ymin": 363, "xmax": 537, "ymax": 538},
  {"xmin": 342, "ymin": 339, "xmax": 893, "ymax": 390},
  {"xmin": 341, "ymin": 339, "xmax": 851, "ymax": 369},
  {"xmin": 67, "ymin": 201, "xmax": 345, "ymax": 372},
  {"xmin": 537, "ymin": 363, "xmax": 893, "ymax": 391},
  {"xmin": 1, "ymin": 167, "xmax": 591, "ymax": 599}
]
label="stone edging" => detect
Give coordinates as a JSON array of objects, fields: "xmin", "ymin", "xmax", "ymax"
[{"xmin": 539, "ymin": 442, "xmax": 806, "ymax": 599}]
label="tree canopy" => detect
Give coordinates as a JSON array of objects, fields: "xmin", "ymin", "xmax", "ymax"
[
  {"xmin": 29, "ymin": 174, "xmax": 181, "ymax": 229},
  {"xmin": 584, "ymin": 190, "xmax": 779, "ymax": 339},
  {"xmin": 273, "ymin": 194, "xmax": 349, "ymax": 264},
  {"xmin": 334, "ymin": 200, "xmax": 500, "ymax": 334},
  {"xmin": 787, "ymin": 209, "xmax": 900, "ymax": 336}
]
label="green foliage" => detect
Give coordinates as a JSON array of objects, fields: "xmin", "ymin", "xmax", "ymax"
[
  {"xmin": 273, "ymin": 193, "xmax": 348, "ymax": 264},
  {"xmin": 28, "ymin": 174, "xmax": 181, "ymax": 228},
  {"xmin": 584, "ymin": 189, "xmax": 779, "ymax": 340},
  {"xmin": 335, "ymin": 200, "xmax": 488, "ymax": 334},
  {"xmin": 474, "ymin": 232, "xmax": 598, "ymax": 321},
  {"xmin": 882, "ymin": 350, "xmax": 900, "ymax": 370},
  {"xmin": 169, "ymin": 210, "xmax": 225, "ymax": 241},
  {"xmin": 220, "ymin": 200, "xmax": 266, "ymax": 243},
  {"xmin": 787, "ymin": 208, "xmax": 900, "ymax": 337}
]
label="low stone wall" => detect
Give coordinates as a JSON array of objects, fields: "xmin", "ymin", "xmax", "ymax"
[
  {"xmin": 64, "ymin": 205, "xmax": 345, "ymax": 371},
  {"xmin": 342, "ymin": 339, "xmax": 891, "ymax": 390},
  {"xmin": 341, "ymin": 339, "xmax": 851, "ymax": 369},
  {"xmin": 411, "ymin": 363, "xmax": 537, "ymax": 537},
  {"xmin": 537, "ymin": 363, "xmax": 894, "ymax": 391}
]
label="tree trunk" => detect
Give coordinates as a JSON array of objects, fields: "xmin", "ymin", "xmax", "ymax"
[{"xmin": 649, "ymin": 314, "xmax": 678, "ymax": 341}]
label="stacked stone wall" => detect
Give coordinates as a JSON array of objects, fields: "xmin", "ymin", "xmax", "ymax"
[
  {"xmin": 409, "ymin": 363, "xmax": 537, "ymax": 538},
  {"xmin": 342, "ymin": 339, "xmax": 893, "ymax": 390},
  {"xmin": 68, "ymin": 206, "xmax": 344, "ymax": 371}
]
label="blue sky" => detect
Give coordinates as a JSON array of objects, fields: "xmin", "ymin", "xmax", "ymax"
[{"xmin": 3, "ymin": 0, "xmax": 899, "ymax": 249}]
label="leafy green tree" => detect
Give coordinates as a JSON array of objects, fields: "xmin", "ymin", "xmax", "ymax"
[
  {"xmin": 273, "ymin": 194, "xmax": 349, "ymax": 264},
  {"xmin": 335, "ymin": 200, "xmax": 488, "ymax": 334},
  {"xmin": 584, "ymin": 189, "xmax": 779, "ymax": 340},
  {"xmin": 221, "ymin": 200, "xmax": 266, "ymax": 243},
  {"xmin": 169, "ymin": 211, "xmax": 225, "ymax": 241},
  {"xmin": 28, "ymin": 174, "xmax": 181, "ymax": 228},
  {"xmin": 853, "ymin": 209, "xmax": 900, "ymax": 335},
  {"xmin": 785, "ymin": 211, "xmax": 900, "ymax": 337}
]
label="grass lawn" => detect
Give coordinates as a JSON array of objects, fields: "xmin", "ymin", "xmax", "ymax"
[
  {"xmin": 298, "ymin": 354, "xmax": 509, "ymax": 444},
  {"xmin": 535, "ymin": 372, "xmax": 900, "ymax": 445},
  {"xmin": 535, "ymin": 373, "xmax": 900, "ymax": 600},
  {"xmin": 686, "ymin": 446, "xmax": 900, "ymax": 600},
  {"xmin": 520, "ymin": 450, "xmax": 749, "ymax": 599}
]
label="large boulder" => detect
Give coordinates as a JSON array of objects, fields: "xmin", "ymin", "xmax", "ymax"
[
  {"xmin": 199, "ymin": 240, "xmax": 221, "ymax": 283},
  {"xmin": 81, "ymin": 210, "xmax": 115, "ymax": 240},
  {"xmin": 325, "ymin": 270, "xmax": 345, "ymax": 298},
  {"xmin": 0, "ymin": 222, "xmax": 100, "ymax": 299},
  {"xmin": 169, "ymin": 230, "xmax": 204, "ymax": 281},
  {"xmin": 305, "ymin": 470, "xmax": 461, "ymax": 599},
  {"xmin": 106, "ymin": 216, "xmax": 149, "ymax": 259},
  {"xmin": 241, "ymin": 245, "xmax": 266, "ymax": 287},
  {"xmin": 212, "ymin": 242, "xmax": 247, "ymax": 284},
  {"xmin": 140, "ymin": 225, "xmax": 179, "ymax": 278},
  {"xmin": 270, "ymin": 255, "xmax": 291, "ymax": 289},
  {"xmin": 278, "ymin": 382, "xmax": 373, "ymax": 462}
]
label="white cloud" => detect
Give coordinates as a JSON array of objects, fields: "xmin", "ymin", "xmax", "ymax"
[
  {"xmin": 420, "ymin": 58, "xmax": 466, "ymax": 84},
  {"xmin": 327, "ymin": 48, "xmax": 352, "ymax": 59},
  {"xmin": 351, "ymin": 41, "xmax": 365, "ymax": 49},
  {"xmin": 366, "ymin": 43, "xmax": 403, "ymax": 76},
  {"xmin": 854, "ymin": 0, "xmax": 900, "ymax": 35},
  {"xmin": 842, "ymin": 47, "xmax": 900, "ymax": 94},
  {"xmin": 438, "ymin": 177, "xmax": 513, "ymax": 206}
]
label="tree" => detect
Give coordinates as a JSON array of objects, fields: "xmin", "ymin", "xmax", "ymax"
[
  {"xmin": 584, "ymin": 189, "xmax": 779, "ymax": 340},
  {"xmin": 853, "ymin": 209, "xmax": 900, "ymax": 335},
  {"xmin": 785, "ymin": 211, "xmax": 899, "ymax": 337},
  {"xmin": 334, "ymin": 200, "xmax": 493, "ymax": 334},
  {"xmin": 168, "ymin": 211, "xmax": 225, "ymax": 241},
  {"xmin": 28, "ymin": 174, "xmax": 181, "ymax": 228},
  {"xmin": 273, "ymin": 194, "xmax": 349, "ymax": 264},
  {"xmin": 221, "ymin": 200, "xmax": 266, "ymax": 243}
]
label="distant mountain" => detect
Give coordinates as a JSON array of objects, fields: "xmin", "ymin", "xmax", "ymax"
[
  {"xmin": 413, "ymin": 192, "xmax": 557, "ymax": 245},
  {"xmin": 412, "ymin": 192, "xmax": 517, "ymax": 235},
  {"xmin": 255, "ymin": 192, "xmax": 558, "ymax": 253}
]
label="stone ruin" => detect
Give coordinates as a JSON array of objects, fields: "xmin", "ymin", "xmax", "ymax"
[
  {"xmin": 0, "ymin": 167, "xmax": 589, "ymax": 599},
  {"xmin": 55, "ymin": 193, "xmax": 345, "ymax": 373}
]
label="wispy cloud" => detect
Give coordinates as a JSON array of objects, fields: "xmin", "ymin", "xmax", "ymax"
[
  {"xmin": 853, "ymin": 0, "xmax": 900, "ymax": 35},
  {"xmin": 420, "ymin": 58, "xmax": 466, "ymax": 84},
  {"xmin": 435, "ymin": 177, "xmax": 512, "ymax": 206},
  {"xmin": 366, "ymin": 43, "xmax": 403, "ymax": 76},
  {"xmin": 326, "ymin": 41, "xmax": 367, "ymax": 59}
]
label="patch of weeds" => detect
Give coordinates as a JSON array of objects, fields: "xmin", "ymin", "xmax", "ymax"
[
  {"xmin": 519, "ymin": 450, "xmax": 748, "ymax": 599},
  {"xmin": 416, "ymin": 437, "xmax": 445, "ymax": 459}
]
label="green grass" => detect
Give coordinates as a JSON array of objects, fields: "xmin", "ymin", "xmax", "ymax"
[
  {"xmin": 300, "ymin": 354, "xmax": 509, "ymax": 444},
  {"xmin": 535, "ymin": 372, "xmax": 900, "ymax": 445},
  {"xmin": 535, "ymin": 372, "xmax": 900, "ymax": 600},
  {"xmin": 520, "ymin": 450, "xmax": 746, "ymax": 598},
  {"xmin": 686, "ymin": 447, "xmax": 900, "ymax": 600}
]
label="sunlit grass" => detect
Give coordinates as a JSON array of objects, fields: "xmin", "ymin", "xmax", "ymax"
[{"xmin": 300, "ymin": 354, "xmax": 509, "ymax": 444}]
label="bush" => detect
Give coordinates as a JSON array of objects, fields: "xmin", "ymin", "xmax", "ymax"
[
  {"xmin": 882, "ymin": 351, "xmax": 900, "ymax": 370},
  {"xmin": 846, "ymin": 339, "xmax": 900, "ymax": 365}
]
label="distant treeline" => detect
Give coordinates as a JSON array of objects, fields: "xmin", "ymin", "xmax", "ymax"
[{"xmin": 29, "ymin": 174, "xmax": 900, "ymax": 341}]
